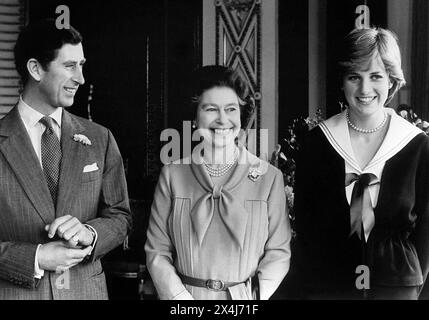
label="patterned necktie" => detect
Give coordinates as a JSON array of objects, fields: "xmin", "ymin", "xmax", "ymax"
[{"xmin": 40, "ymin": 116, "xmax": 62, "ymax": 205}]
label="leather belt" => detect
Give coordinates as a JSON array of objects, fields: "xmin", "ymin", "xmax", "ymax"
[{"xmin": 178, "ymin": 273, "xmax": 244, "ymax": 291}]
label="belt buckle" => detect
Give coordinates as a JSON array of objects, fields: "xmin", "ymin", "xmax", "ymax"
[{"xmin": 206, "ymin": 279, "xmax": 225, "ymax": 291}]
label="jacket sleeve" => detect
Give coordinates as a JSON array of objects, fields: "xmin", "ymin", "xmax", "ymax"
[
  {"xmin": 85, "ymin": 129, "xmax": 132, "ymax": 261},
  {"xmin": 256, "ymin": 168, "xmax": 291, "ymax": 300},
  {"xmin": 413, "ymin": 137, "xmax": 429, "ymax": 294},
  {"xmin": 145, "ymin": 165, "xmax": 194, "ymax": 300},
  {"xmin": 0, "ymin": 242, "xmax": 39, "ymax": 289}
]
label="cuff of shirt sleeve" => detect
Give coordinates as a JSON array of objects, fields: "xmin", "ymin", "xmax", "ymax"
[
  {"xmin": 34, "ymin": 244, "xmax": 45, "ymax": 279},
  {"xmin": 84, "ymin": 224, "xmax": 98, "ymax": 248}
]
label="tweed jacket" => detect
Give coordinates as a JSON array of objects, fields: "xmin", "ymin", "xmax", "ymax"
[
  {"xmin": 145, "ymin": 147, "xmax": 291, "ymax": 300},
  {"xmin": 292, "ymin": 109, "xmax": 429, "ymax": 296},
  {"xmin": 0, "ymin": 107, "xmax": 131, "ymax": 300}
]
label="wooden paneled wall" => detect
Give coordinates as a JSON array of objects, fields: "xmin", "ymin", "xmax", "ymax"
[{"xmin": 0, "ymin": 0, "xmax": 25, "ymax": 118}]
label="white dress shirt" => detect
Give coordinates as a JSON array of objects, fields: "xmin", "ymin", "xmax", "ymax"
[{"xmin": 18, "ymin": 97, "xmax": 63, "ymax": 166}]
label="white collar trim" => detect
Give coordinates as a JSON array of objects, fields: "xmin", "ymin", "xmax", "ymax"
[
  {"xmin": 319, "ymin": 108, "xmax": 422, "ymax": 173},
  {"xmin": 18, "ymin": 96, "xmax": 63, "ymax": 129}
]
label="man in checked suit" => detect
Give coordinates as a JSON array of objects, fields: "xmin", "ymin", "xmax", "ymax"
[{"xmin": 0, "ymin": 19, "xmax": 131, "ymax": 299}]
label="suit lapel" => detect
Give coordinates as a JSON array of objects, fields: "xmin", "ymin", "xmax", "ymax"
[
  {"xmin": 0, "ymin": 107, "xmax": 55, "ymax": 223},
  {"xmin": 55, "ymin": 110, "xmax": 86, "ymax": 218}
]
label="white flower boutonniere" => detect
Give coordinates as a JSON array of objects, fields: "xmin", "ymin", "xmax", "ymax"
[{"xmin": 73, "ymin": 134, "xmax": 92, "ymax": 146}]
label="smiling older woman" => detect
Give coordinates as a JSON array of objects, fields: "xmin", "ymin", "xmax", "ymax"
[
  {"xmin": 145, "ymin": 65, "xmax": 291, "ymax": 300},
  {"xmin": 292, "ymin": 27, "xmax": 429, "ymax": 300}
]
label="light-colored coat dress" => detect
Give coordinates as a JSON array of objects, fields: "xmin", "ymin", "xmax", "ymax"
[{"xmin": 145, "ymin": 147, "xmax": 291, "ymax": 300}]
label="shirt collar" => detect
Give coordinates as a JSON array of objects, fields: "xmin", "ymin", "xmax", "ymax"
[
  {"xmin": 319, "ymin": 107, "xmax": 422, "ymax": 174},
  {"xmin": 18, "ymin": 96, "xmax": 63, "ymax": 128}
]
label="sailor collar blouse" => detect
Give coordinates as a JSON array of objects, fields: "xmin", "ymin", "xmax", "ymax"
[{"xmin": 319, "ymin": 108, "xmax": 422, "ymax": 240}]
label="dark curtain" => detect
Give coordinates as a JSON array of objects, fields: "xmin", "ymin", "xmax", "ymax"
[
  {"xmin": 411, "ymin": 0, "xmax": 429, "ymax": 121},
  {"xmin": 278, "ymin": 0, "xmax": 308, "ymax": 143},
  {"xmin": 28, "ymin": 0, "xmax": 202, "ymax": 200}
]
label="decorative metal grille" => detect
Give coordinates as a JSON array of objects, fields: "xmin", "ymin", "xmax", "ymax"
[{"xmin": 216, "ymin": 0, "xmax": 261, "ymax": 155}]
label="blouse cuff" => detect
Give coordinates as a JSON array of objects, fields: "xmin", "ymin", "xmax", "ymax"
[{"xmin": 172, "ymin": 288, "xmax": 194, "ymax": 300}]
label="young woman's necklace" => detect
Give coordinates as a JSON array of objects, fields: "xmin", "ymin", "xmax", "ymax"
[
  {"xmin": 203, "ymin": 148, "xmax": 239, "ymax": 177},
  {"xmin": 346, "ymin": 110, "xmax": 387, "ymax": 134}
]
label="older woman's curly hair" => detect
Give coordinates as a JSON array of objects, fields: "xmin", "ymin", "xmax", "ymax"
[{"xmin": 189, "ymin": 65, "xmax": 255, "ymax": 129}]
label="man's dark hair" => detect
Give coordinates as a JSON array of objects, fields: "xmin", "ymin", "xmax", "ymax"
[{"xmin": 14, "ymin": 18, "xmax": 83, "ymax": 84}]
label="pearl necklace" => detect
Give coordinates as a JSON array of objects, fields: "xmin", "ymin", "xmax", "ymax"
[
  {"xmin": 203, "ymin": 149, "xmax": 239, "ymax": 177},
  {"xmin": 346, "ymin": 110, "xmax": 387, "ymax": 134}
]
